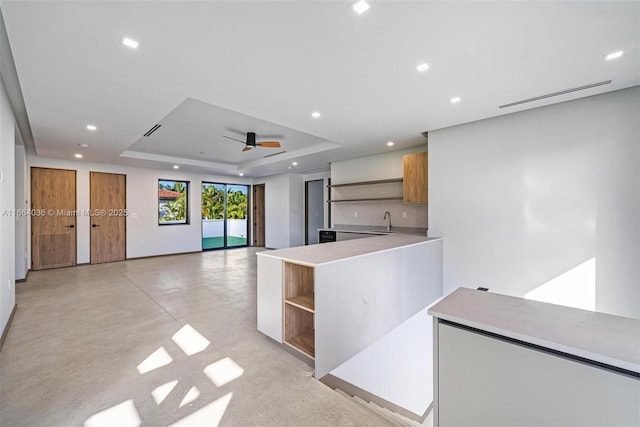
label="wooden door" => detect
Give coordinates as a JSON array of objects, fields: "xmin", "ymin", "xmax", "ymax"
[
  {"xmin": 253, "ymin": 184, "xmax": 265, "ymax": 246},
  {"xmin": 31, "ymin": 167, "xmax": 77, "ymax": 270},
  {"xmin": 90, "ymin": 172, "xmax": 126, "ymax": 264}
]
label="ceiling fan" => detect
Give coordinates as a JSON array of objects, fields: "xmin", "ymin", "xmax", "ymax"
[{"xmin": 223, "ymin": 132, "xmax": 282, "ymax": 152}]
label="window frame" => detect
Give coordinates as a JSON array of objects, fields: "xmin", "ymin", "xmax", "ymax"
[{"xmin": 158, "ymin": 179, "xmax": 190, "ymax": 225}]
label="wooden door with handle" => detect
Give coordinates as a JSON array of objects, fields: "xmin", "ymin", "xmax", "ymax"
[
  {"xmin": 90, "ymin": 172, "xmax": 126, "ymax": 264},
  {"xmin": 31, "ymin": 167, "xmax": 77, "ymax": 270}
]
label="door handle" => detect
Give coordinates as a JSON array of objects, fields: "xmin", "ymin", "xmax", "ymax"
[
  {"xmin": 65, "ymin": 224, "xmax": 75, "ymax": 228},
  {"xmin": 92, "ymin": 224, "xmax": 100, "ymax": 228}
]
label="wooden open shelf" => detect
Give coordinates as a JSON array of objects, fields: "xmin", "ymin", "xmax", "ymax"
[
  {"xmin": 327, "ymin": 178, "xmax": 403, "ymax": 188},
  {"xmin": 327, "ymin": 197, "xmax": 403, "ymax": 203},
  {"xmin": 285, "ymin": 332, "xmax": 315, "ymax": 359},
  {"xmin": 284, "ymin": 262, "xmax": 315, "ymax": 359},
  {"xmin": 284, "ymin": 303, "xmax": 315, "ymax": 359},
  {"xmin": 285, "ymin": 295, "xmax": 315, "ymax": 313}
]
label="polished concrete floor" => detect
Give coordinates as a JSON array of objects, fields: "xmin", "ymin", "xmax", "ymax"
[{"xmin": 0, "ymin": 248, "xmax": 398, "ymax": 426}]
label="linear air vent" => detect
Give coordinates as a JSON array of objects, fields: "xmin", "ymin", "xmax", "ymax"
[
  {"xmin": 263, "ymin": 150, "xmax": 286, "ymax": 158},
  {"xmin": 499, "ymin": 80, "xmax": 612, "ymax": 109},
  {"xmin": 143, "ymin": 124, "xmax": 162, "ymax": 137}
]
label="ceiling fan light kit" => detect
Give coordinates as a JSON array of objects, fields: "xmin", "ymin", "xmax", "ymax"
[{"xmin": 223, "ymin": 131, "xmax": 282, "ymax": 152}]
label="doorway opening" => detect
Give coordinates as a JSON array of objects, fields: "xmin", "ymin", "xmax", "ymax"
[
  {"xmin": 201, "ymin": 183, "xmax": 249, "ymax": 250},
  {"xmin": 305, "ymin": 179, "xmax": 324, "ymax": 245},
  {"xmin": 253, "ymin": 184, "xmax": 265, "ymax": 247}
]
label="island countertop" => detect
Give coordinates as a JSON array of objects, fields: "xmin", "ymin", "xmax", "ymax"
[
  {"xmin": 428, "ymin": 287, "xmax": 640, "ymax": 375},
  {"xmin": 259, "ymin": 234, "xmax": 441, "ymax": 267}
]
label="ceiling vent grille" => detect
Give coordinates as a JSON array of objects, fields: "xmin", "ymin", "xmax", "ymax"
[
  {"xmin": 263, "ymin": 150, "xmax": 286, "ymax": 158},
  {"xmin": 143, "ymin": 124, "xmax": 162, "ymax": 137},
  {"xmin": 499, "ymin": 80, "xmax": 612, "ymax": 109}
]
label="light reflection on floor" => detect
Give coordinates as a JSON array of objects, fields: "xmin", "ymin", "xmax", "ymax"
[{"xmin": 84, "ymin": 324, "xmax": 242, "ymax": 427}]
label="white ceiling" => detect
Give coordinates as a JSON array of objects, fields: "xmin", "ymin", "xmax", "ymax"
[{"xmin": 2, "ymin": 1, "xmax": 638, "ymax": 178}]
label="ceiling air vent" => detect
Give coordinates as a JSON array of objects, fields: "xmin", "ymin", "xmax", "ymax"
[
  {"xmin": 263, "ymin": 150, "xmax": 286, "ymax": 158},
  {"xmin": 499, "ymin": 80, "xmax": 612, "ymax": 109},
  {"xmin": 143, "ymin": 124, "xmax": 162, "ymax": 137}
]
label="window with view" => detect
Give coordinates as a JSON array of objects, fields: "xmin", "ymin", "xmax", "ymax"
[{"xmin": 158, "ymin": 179, "xmax": 189, "ymax": 225}]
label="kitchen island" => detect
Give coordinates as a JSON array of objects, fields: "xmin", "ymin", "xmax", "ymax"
[{"xmin": 257, "ymin": 234, "xmax": 443, "ymax": 379}]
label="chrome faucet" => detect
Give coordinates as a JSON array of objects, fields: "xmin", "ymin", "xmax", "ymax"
[{"xmin": 384, "ymin": 211, "xmax": 391, "ymax": 232}]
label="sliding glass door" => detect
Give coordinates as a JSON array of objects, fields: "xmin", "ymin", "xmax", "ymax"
[{"xmin": 201, "ymin": 183, "xmax": 248, "ymax": 250}]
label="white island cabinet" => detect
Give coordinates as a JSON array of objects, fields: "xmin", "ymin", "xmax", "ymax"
[
  {"xmin": 429, "ymin": 288, "xmax": 640, "ymax": 427},
  {"xmin": 257, "ymin": 234, "xmax": 443, "ymax": 378}
]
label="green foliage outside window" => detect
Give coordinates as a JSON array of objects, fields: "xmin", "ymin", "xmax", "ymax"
[
  {"xmin": 159, "ymin": 180, "xmax": 189, "ymax": 224},
  {"xmin": 201, "ymin": 184, "xmax": 247, "ymax": 220}
]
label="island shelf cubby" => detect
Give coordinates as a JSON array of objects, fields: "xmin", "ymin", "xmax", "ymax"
[{"xmin": 283, "ymin": 262, "xmax": 315, "ymax": 359}]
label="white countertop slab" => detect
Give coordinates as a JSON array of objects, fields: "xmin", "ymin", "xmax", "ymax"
[
  {"xmin": 428, "ymin": 287, "xmax": 640, "ymax": 374},
  {"xmin": 258, "ymin": 235, "xmax": 441, "ymax": 267}
]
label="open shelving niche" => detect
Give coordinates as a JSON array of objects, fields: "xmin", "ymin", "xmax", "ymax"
[
  {"xmin": 283, "ymin": 262, "xmax": 315, "ymax": 359},
  {"xmin": 326, "ymin": 178, "xmax": 403, "ymax": 203}
]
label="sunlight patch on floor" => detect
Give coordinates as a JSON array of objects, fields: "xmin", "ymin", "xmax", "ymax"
[
  {"xmin": 204, "ymin": 357, "xmax": 245, "ymax": 387},
  {"xmin": 524, "ymin": 257, "xmax": 595, "ymax": 311},
  {"xmin": 151, "ymin": 380, "xmax": 178, "ymax": 405},
  {"xmin": 170, "ymin": 393, "xmax": 233, "ymax": 427},
  {"xmin": 172, "ymin": 324, "xmax": 211, "ymax": 356},
  {"xmin": 137, "ymin": 347, "xmax": 173, "ymax": 374},
  {"xmin": 114, "ymin": 326, "xmax": 242, "ymax": 424},
  {"xmin": 179, "ymin": 386, "xmax": 201, "ymax": 408},
  {"xmin": 84, "ymin": 399, "xmax": 141, "ymax": 427}
]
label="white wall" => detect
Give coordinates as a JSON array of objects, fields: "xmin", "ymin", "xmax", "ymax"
[
  {"xmin": 202, "ymin": 219, "xmax": 247, "ymax": 239},
  {"xmin": 429, "ymin": 87, "xmax": 640, "ymax": 319},
  {"xmin": 27, "ymin": 156, "xmax": 252, "ymax": 261},
  {"xmin": 0, "ymin": 78, "xmax": 16, "ymax": 336},
  {"xmin": 331, "ymin": 147, "xmax": 428, "ymax": 229},
  {"xmin": 259, "ymin": 173, "xmax": 304, "ymax": 249}
]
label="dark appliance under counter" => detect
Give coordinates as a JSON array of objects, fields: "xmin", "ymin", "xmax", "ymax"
[{"xmin": 319, "ymin": 230, "xmax": 336, "ymax": 243}]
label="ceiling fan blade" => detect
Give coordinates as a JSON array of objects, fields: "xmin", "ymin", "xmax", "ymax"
[
  {"xmin": 256, "ymin": 141, "xmax": 281, "ymax": 148},
  {"xmin": 222, "ymin": 135, "xmax": 245, "ymax": 144},
  {"xmin": 242, "ymin": 146, "xmax": 253, "ymax": 152}
]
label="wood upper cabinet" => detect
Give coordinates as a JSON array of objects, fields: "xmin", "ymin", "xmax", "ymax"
[{"xmin": 403, "ymin": 152, "xmax": 428, "ymax": 204}]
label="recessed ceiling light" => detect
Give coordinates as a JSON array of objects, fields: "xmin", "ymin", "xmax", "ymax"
[
  {"xmin": 416, "ymin": 63, "xmax": 429, "ymax": 72},
  {"xmin": 79, "ymin": 143, "xmax": 89, "ymax": 148},
  {"xmin": 311, "ymin": 111, "xmax": 321, "ymax": 118},
  {"xmin": 387, "ymin": 141, "xmax": 394, "ymax": 147},
  {"xmin": 605, "ymin": 50, "xmax": 624, "ymax": 61},
  {"xmin": 239, "ymin": 173, "xmax": 244, "ymax": 177},
  {"xmin": 74, "ymin": 153, "xmax": 83, "ymax": 159},
  {"xmin": 352, "ymin": 0, "xmax": 370, "ymax": 14},
  {"xmin": 292, "ymin": 162, "xmax": 298, "ymax": 166},
  {"xmin": 173, "ymin": 165, "xmax": 179, "ymax": 169},
  {"xmin": 450, "ymin": 97, "xmax": 461, "ymax": 104},
  {"xmin": 121, "ymin": 37, "xmax": 139, "ymax": 49},
  {"xmin": 86, "ymin": 124, "xmax": 97, "ymax": 131},
  {"xmin": 288, "ymin": 166, "xmax": 292, "ymax": 169}
]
